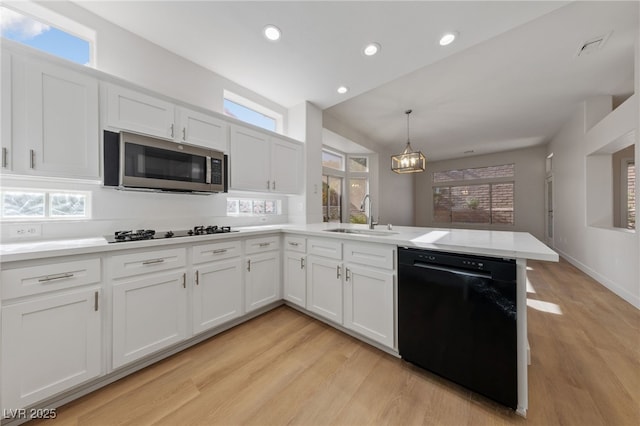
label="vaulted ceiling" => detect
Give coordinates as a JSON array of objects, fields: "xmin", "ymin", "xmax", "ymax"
[{"xmin": 74, "ymin": 1, "xmax": 637, "ymax": 160}]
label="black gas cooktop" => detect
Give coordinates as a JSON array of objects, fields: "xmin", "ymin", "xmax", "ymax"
[{"xmin": 106, "ymin": 226, "xmax": 237, "ymax": 243}]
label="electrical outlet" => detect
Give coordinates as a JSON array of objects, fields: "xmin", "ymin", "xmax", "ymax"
[{"xmin": 8, "ymin": 223, "xmax": 42, "ymax": 238}]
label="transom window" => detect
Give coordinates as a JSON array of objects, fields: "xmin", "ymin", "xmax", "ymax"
[
  {"xmin": 223, "ymin": 90, "xmax": 282, "ymax": 133},
  {"xmin": 0, "ymin": 4, "xmax": 94, "ymax": 66},
  {"xmin": 433, "ymin": 164, "xmax": 515, "ymax": 225}
]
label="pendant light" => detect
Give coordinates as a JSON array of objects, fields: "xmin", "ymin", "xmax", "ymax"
[{"xmin": 391, "ymin": 109, "xmax": 426, "ymax": 173}]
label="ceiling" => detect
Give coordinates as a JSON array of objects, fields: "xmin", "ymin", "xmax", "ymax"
[{"xmin": 73, "ymin": 1, "xmax": 638, "ymax": 161}]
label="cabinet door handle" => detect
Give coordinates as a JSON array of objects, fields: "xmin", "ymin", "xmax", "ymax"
[
  {"xmin": 2, "ymin": 147, "xmax": 7, "ymax": 168},
  {"xmin": 272, "ymin": 181, "xmax": 276, "ymax": 190},
  {"xmin": 182, "ymin": 272, "xmax": 186, "ymax": 288},
  {"xmin": 142, "ymin": 258, "xmax": 165, "ymax": 265},
  {"xmin": 267, "ymin": 180, "xmax": 270, "ymax": 190},
  {"xmin": 29, "ymin": 149, "xmax": 35, "ymax": 169},
  {"xmin": 300, "ymin": 257, "xmax": 305, "ymax": 269},
  {"xmin": 247, "ymin": 259, "xmax": 251, "ymax": 272},
  {"xmin": 345, "ymin": 268, "xmax": 351, "ymax": 282},
  {"xmin": 170, "ymin": 123, "xmax": 175, "ymax": 138},
  {"xmin": 94, "ymin": 291, "xmax": 99, "ymax": 311},
  {"xmin": 182, "ymin": 127, "xmax": 186, "ymax": 141},
  {"xmin": 212, "ymin": 248, "xmax": 227, "ymax": 254},
  {"xmin": 336, "ymin": 265, "xmax": 341, "ymax": 279},
  {"xmin": 195, "ymin": 270, "xmax": 199, "ymax": 285},
  {"xmin": 38, "ymin": 272, "xmax": 74, "ymax": 282}
]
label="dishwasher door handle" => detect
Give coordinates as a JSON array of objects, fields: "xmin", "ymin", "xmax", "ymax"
[{"xmin": 412, "ymin": 262, "xmax": 491, "ymax": 280}]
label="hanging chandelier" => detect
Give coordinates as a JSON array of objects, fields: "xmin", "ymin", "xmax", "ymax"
[{"xmin": 391, "ymin": 109, "xmax": 426, "ymax": 174}]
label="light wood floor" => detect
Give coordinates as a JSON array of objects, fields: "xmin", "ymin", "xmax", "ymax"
[{"xmin": 31, "ymin": 258, "xmax": 639, "ymax": 426}]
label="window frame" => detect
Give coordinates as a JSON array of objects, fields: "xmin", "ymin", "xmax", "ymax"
[
  {"xmin": 321, "ymin": 147, "xmax": 371, "ymax": 224},
  {"xmin": 432, "ymin": 164, "xmax": 515, "ymax": 226},
  {"xmin": 223, "ymin": 90, "xmax": 283, "ymax": 133},
  {"xmin": 1, "ymin": 2, "xmax": 96, "ymax": 67},
  {"xmin": 1, "ymin": 188, "xmax": 91, "ymax": 221}
]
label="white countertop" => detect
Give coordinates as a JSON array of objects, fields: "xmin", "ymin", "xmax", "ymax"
[{"xmin": 0, "ymin": 223, "xmax": 558, "ymax": 263}]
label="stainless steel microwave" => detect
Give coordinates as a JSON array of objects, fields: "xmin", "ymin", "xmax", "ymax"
[{"xmin": 104, "ymin": 131, "xmax": 227, "ymax": 193}]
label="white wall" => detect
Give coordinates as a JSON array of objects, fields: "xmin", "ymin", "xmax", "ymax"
[
  {"xmin": 548, "ymin": 95, "xmax": 639, "ymax": 308},
  {"xmin": 415, "ymin": 146, "xmax": 547, "ymax": 240},
  {"xmin": 287, "ymin": 101, "xmax": 323, "ymax": 224}
]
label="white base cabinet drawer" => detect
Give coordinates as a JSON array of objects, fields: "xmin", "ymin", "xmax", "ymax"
[
  {"xmin": 110, "ymin": 248, "xmax": 186, "ymax": 279},
  {"xmin": 112, "ymin": 270, "xmax": 188, "ymax": 369},
  {"xmin": 192, "ymin": 240, "xmax": 241, "ymax": 264},
  {"xmin": 284, "ymin": 236, "xmax": 306, "ymax": 253},
  {"xmin": 245, "ymin": 235, "xmax": 280, "ymax": 254},
  {"xmin": 2, "ymin": 258, "xmax": 101, "ymax": 299},
  {"xmin": 1, "ymin": 287, "xmax": 102, "ymax": 409},
  {"xmin": 308, "ymin": 238, "xmax": 342, "ymax": 260},
  {"xmin": 344, "ymin": 243, "xmax": 395, "ymax": 270}
]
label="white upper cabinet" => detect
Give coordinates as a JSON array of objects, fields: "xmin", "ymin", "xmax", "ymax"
[
  {"xmin": 230, "ymin": 124, "xmax": 271, "ymax": 191},
  {"xmin": 104, "ymin": 83, "xmax": 175, "ymax": 139},
  {"xmin": 270, "ymin": 137, "xmax": 302, "ymax": 194},
  {"xmin": 176, "ymin": 107, "xmax": 228, "ymax": 152},
  {"xmin": 1, "ymin": 50, "xmax": 12, "ymax": 171},
  {"xmin": 230, "ymin": 124, "xmax": 302, "ymax": 194},
  {"xmin": 103, "ymin": 83, "xmax": 229, "ymax": 152},
  {"xmin": 9, "ymin": 55, "xmax": 99, "ymax": 179}
]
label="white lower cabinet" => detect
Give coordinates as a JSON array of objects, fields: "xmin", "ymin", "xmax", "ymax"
[
  {"xmin": 283, "ymin": 250, "xmax": 306, "ymax": 308},
  {"xmin": 343, "ymin": 264, "xmax": 395, "ymax": 348},
  {"xmin": 343, "ymin": 243, "xmax": 396, "ymax": 348},
  {"xmin": 110, "ymin": 248, "xmax": 188, "ymax": 369},
  {"xmin": 112, "ymin": 270, "xmax": 188, "ymax": 369},
  {"xmin": 245, "ymin": 251, "xmax": 280, "ymax": 312},
  {"xmin": 245, "ymin": 236, "xmax": 281, "ymax": 313},
  {"xmin": 306, "ymin": 255, "xmax": 343, "ymax": 324},
  {"xmin": 1, "ymin": 258, "xmax": 102, "ymax": 409},
  {"xmin": 193, "ymin": 258, "xmax": 243, "ymax": 333}
]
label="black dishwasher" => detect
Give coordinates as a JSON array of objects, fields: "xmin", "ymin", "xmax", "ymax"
[{"xmin": 398, "ymin": 247, "xmax": 517, "ymax": 409}]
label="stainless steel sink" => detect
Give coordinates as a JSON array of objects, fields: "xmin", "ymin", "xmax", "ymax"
[{"xmin": 323, "ymin": 228, "xmax": 399, "ymax": 236}]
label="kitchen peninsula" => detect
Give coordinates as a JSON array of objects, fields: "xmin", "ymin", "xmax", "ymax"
[{"xmin": 0, "ymin": 223, "xmax": 557, "ymax": 420}]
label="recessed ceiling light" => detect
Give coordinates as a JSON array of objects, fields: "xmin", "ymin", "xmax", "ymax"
[
  {"xmin": 439, "ymin": 32, "xmax": 457, "ymax": 46},
  {"xmin": 337, "ymin": 86, "xmax": 349, "ymax": 94},
  {"xmin": 363, "ymin": 42, "xmax": 381, "ymax": 56},
  {"xmin": 263, "ymin": 25, "xmax": 281, "ymax": 41}
]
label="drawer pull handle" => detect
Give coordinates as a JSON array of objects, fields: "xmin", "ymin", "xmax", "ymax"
[
  {"xmin": 259, "ymin": 242, "xmax": 271, "ymax": 247},
  {"xmin": 38, "ymin": 272, "xmax": 74, "ymax": 282},
  {"xmin": 212, "ymin": 249, "xmax": 228, "ymax": 254},
  {"xmin": 288, "ymin": 242, "xmax": 299, "ymax": 246},
  {"xmin": 142, "ymin": 258, "xmax": 165, "ymax": 265}
]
